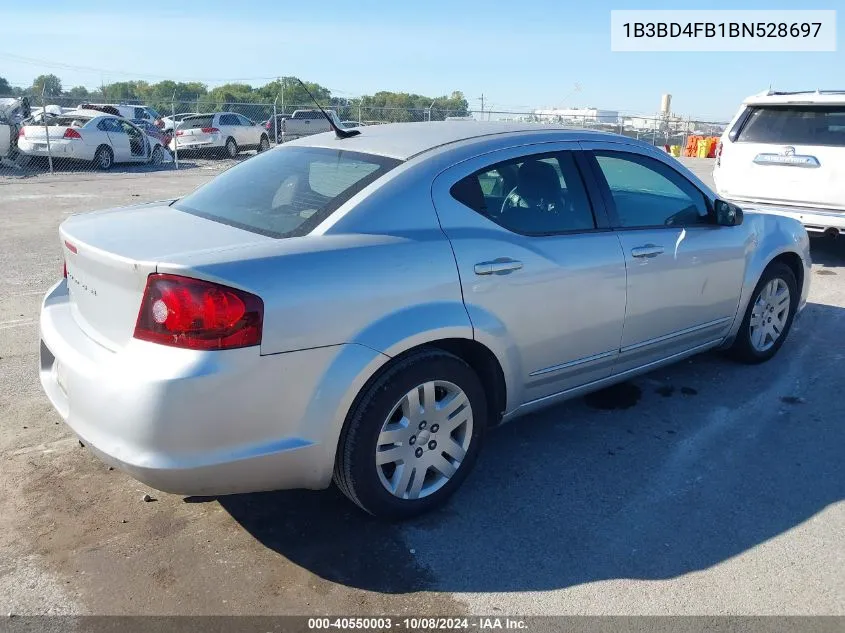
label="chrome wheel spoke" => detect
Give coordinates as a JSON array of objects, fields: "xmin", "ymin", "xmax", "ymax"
[
  {"xmin": 437, "ymin": 391, "xmax": 468, "ymax": 421},
  {"xmin": 376, "ymin": 446, "xmax": 404, "ymax": 466},
  {"xmin": 431, "ymin": 454, "xmax": 457, "ymax": 479},
  {"xmin": 407, "ymin": 467, "xmax": 426, "ymax": 499},
  {"xmin": 441, "ymin": 438, "xmax": 466, "ymax": 462},
  {"xmin": 443, "ymin": 407, "xmax": 471, "ymax": 433},
  {"xmin": 378, "ymin": 427, "xmax": 406, "ymax": 446},
  {"xmin": 392, "ymin": 463, "xmax": 414, "ymax": 497},
  {"xmin": 421, "ymin": 381, "xmax": 436, "ymax": 413}
]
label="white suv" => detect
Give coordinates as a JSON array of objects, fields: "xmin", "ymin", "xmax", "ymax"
[
  {"xmin": 170, "ymin": 112, "xmax": 270, "ymax": 157},
  {"xmin": 714, "ymin": 90, "xmax": 845, "ymax": 237}
]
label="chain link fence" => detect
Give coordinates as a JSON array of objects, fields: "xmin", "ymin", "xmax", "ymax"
[{"xmin": 1, "ymin": 94, "xmax": 727, "ymax": 179}]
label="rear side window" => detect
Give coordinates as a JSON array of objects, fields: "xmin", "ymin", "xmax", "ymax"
[
  {"xmin": 450, "ymin": 151, "xmax": 596, "ymax": 235},
  {"xmin": 219, "ymin": 114, "xmax": 240, "ymax": 126},
  {"xmin": 173, "ymin": 147, "xmax": 401, "ymax": 238},
  {"xmin": 737, "ymin": 106, "xmax": 845, "ymax": 147}
]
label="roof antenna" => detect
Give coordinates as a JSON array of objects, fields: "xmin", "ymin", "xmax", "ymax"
[{"xmin": 294, "ymin": 78, "xmax": 360, "ymax": 139}]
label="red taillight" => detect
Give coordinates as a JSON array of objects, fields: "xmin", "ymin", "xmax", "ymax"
[
  {"xmin": 62, "ymin": 261, "xmax": 67, "ymax": 278},
  {"xmin": 175, "ymin": 130, "xmax": 184, "ymax": 136},
  {"xmin": 201, "ymin": 127, "xmax": 219, "ymax": 134},
  {"xmin": 133, "ymin": 274, "xmax": 263, "ymax": 350},
  {"xmin": 18, "ymin": 128, "xmax": 24, "ymax": 138},
  {"xmin": 63, "ymin": 128, "xmax": 82, "ymax": 140}
]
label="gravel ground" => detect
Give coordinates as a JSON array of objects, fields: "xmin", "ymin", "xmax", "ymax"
[{"xmin": 0, "ymin": 157, "xmax": 842, "ymax": 616}]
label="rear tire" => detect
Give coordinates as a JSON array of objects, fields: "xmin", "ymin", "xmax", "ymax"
[
  {"xmin": 728, "ymin": 262, "xmax": 798, "ymax": 364},
  {"xmin": 94, "ymin": 145, "xmax": 113, "ymax": 171},
  {"xmin": 334, "ymin": 348, "xmax": 486, "ymax": 520},
  {"xmin": 224, "ymin": 137, "xmax": 238, "ymax": 158}
]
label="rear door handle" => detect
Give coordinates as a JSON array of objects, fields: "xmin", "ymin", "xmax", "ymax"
[
  {"xmin": 630, "ymin": 245, "xmax": 664, "ymax": 259},
  {"xmin": 474, "ymin": 259, "xmax": 523, "ymax": 275}
]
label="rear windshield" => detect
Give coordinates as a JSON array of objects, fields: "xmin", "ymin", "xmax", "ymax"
[
  {"xmin": 172, "ymin": 146, "xmax": 401, "ymax": 238},
  {"xmin": 40, "ymin": 116, "xmax": 92, "ymax": 127},
  {"xmin": 178, "ymin": 116, "xmax": 213, "ymax": 129},
  {"xmin": 738, "ymin": 106, "xmax": 845, "ymax": 147}
]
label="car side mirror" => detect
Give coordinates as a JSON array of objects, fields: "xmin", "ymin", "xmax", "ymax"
[{"xmin": 714, "ymin": 199, "xmax": 743, "ymax": 226}]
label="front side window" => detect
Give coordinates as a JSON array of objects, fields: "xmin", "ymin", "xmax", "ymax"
[
  {"xmin": 219, "ymin": 114, "xmax": 239, "ymax": 126},
  {"xmin": 738, "ymin": 106, "xmax": 845, "ymax": 147},
  {"xmin": 450, "ymin": 151, "xmax": 596, "ymax": 235},
  {"xmin": 593, "ymin": 152, "xmax": 709, "ymax": 228},
  {"xmin": 173, "ymin": 146, "xmax": 401, "ymax": 238},
  {"xmin": 236, "ymin": 114, "xmax": 252, "ymax": 126}
]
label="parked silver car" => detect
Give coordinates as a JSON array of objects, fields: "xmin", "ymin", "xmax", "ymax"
[{"xmin": 39, "ymin": 122, "xmax": 811, "ymax": 519}]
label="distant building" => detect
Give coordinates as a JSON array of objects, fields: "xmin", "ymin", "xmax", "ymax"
[{"xmin": 531, "ymin": 107, "xmax": 619, "ymax": 125}]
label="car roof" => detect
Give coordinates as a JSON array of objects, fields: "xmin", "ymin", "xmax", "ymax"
[
  {"xmin": 285, "ymin": 120, "xmax": 630, "ymax": 160},
  {"xmin": 743, "ymin": 90, "xmax": 845, "ymax": 106}
]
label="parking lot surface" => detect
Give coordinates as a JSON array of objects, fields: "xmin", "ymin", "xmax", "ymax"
[{"xmin": 0, "ymin": 159, "xmax": 843, "ymax": 615}]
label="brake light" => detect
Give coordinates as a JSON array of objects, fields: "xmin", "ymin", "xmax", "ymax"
[
  {"xmin": 18, "ymin": 128, "xmax": 24, "ymax": 138},
  {"xmin": 134, "ymin": 274, "xmax": 263, "ymax": 350},
  {"xmin": 63, "ymin": 128, "xmax": 82, "ymax": 140},
  {"xmin": 175, "ymin": 130, "xmax": 183, "ymax": 136},
  {"xmin": 201, "ymin": 127, "xmax": 219, "ymax": 134},
  {"xmin": 63, "ymin": 261, "xmax": 67, "ymax": 279}
]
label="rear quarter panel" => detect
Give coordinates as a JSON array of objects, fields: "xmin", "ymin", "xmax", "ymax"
[{"xmin": 158, "ymin": 162, "xmax": 473, "ymax": 357}]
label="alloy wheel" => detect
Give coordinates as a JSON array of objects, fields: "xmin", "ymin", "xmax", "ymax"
[
  {"xmin": 749, "ymin": 278, "xmax": 791, "ymax": 352},
  {"xmin": 375, "ymin": 380, "xmax": 473, "ymax": 500}
]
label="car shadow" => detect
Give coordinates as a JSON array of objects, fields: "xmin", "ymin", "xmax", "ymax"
[
  {"xmin": 810, "ymin": 238, "xmax": 845, "ymax": 271},
  {"xmin": 210, "ymin": 301, "xmax": 844, "ymax": 594}
]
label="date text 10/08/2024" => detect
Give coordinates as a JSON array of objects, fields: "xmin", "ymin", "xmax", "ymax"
[{"xmin": 306, "ymin": 617, "xmax": 528, "ymax": 630}]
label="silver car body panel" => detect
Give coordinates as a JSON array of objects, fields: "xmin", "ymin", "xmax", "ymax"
[{"xmin": 40, "ymin": 122, "xmax": 812, "ymax": 494}]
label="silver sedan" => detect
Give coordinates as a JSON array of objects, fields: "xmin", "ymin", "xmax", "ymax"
[{"xmin": 39, "ymin": 122, "xmax": 811, "ymax": 519}]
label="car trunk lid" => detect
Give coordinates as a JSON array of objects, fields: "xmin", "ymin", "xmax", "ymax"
[{"xmin": 59, "ymin": 202, "xmax": 272, "ymax": 351}]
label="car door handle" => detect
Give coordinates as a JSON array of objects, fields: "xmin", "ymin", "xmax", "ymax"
[
  {"xmin": 630, "ymin": 245, "xmax": 664, "ymax": 259},
  {"xmin": 474, "ymin": 259, "xmax": 523, "ymax": 275}
]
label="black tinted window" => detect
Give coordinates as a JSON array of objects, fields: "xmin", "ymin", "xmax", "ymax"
[
  {"xmin": 179, "ymin": 116, "xmax": 213, "ymax": 129},
  {"xmin": 738, "ymin": 106, "xmax": 845, "ymax": 147},
  {"xmin": 173, "ymin": 147, "xmax": 401, "ymax": 238},
  {"xmin": 594, "ymin": 152, "xmax": 709, "ymax": 228},
  {"xmin": 450, "ymin": 152, "xmax": 596, "ymax": 235}
]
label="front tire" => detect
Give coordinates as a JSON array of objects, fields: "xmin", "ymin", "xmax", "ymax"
[
  {"xmin": 94, "ymin": 145, "xmax": 113, "ymax": 171},
  {"xmin": 258, "ymin": 135, "xmax": 270, "ymax": 152},
  {"xmin": 334, "ymin": 349, "xmax": 486, "ymax": 520},
  {"xmin": 149, "ymin": 145, "xmax": 163, "ymax": 166},
  {"xmin": 728, "ymin": 262, "xmax": 798, "ymax": 364}
]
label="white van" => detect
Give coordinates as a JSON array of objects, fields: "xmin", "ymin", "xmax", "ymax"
[{"xmin": 713, "ymin": 90, "xmax": 845, "ymax": 237}]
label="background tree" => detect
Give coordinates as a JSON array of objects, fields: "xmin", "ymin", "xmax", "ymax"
[
  {"xmin": 0, "ymin": 76, "xmax": 12, "ymax": 95},
  {"xmin": 31, "ymin": 74, "xmax": 63, "ymax": 98}
]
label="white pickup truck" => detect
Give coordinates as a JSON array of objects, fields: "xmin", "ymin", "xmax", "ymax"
[{"xmin": 280, "ymin": 109, "xmax": 342, "ymax": 139}]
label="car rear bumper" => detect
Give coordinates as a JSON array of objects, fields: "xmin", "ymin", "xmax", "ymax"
[
  {"xmin": 726, "ymin": 198, "xmax": 845, "ymax": 235},
  {"xmin": 18, "ymin": 139, "xmax": 91, "ymax": 159},
  {"xmin": 38, "ymin": 280, "xmax": 382, "ymax": 496}
]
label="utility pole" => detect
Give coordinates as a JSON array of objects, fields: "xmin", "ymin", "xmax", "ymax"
[{"xmin": 477, "ymin": 94, "xmax": 485, "ymax": 120}]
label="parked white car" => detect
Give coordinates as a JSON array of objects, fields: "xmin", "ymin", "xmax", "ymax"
[
  {"xmin": 17, "ymin": 110, "xmax": 168, "ymax": 170},
  {"xmin": 160, "ymin": 112, "xmax": 200, "ymax": 134},
  {"xmin": 80, "ymin": 103, "xmax": 163, "ymax": 126},
  {"xmin": 714, "ymin": 89, "xmax": 845, "ymax": 237},
  {"xmin": 170, "ymin": 112, "xmax": 270, "ymax": 157}
]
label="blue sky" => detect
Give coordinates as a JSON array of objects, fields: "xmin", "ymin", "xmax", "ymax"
[{"xmin": 0, "ymin": 0, "xmax": 841, "ymax": 121}]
